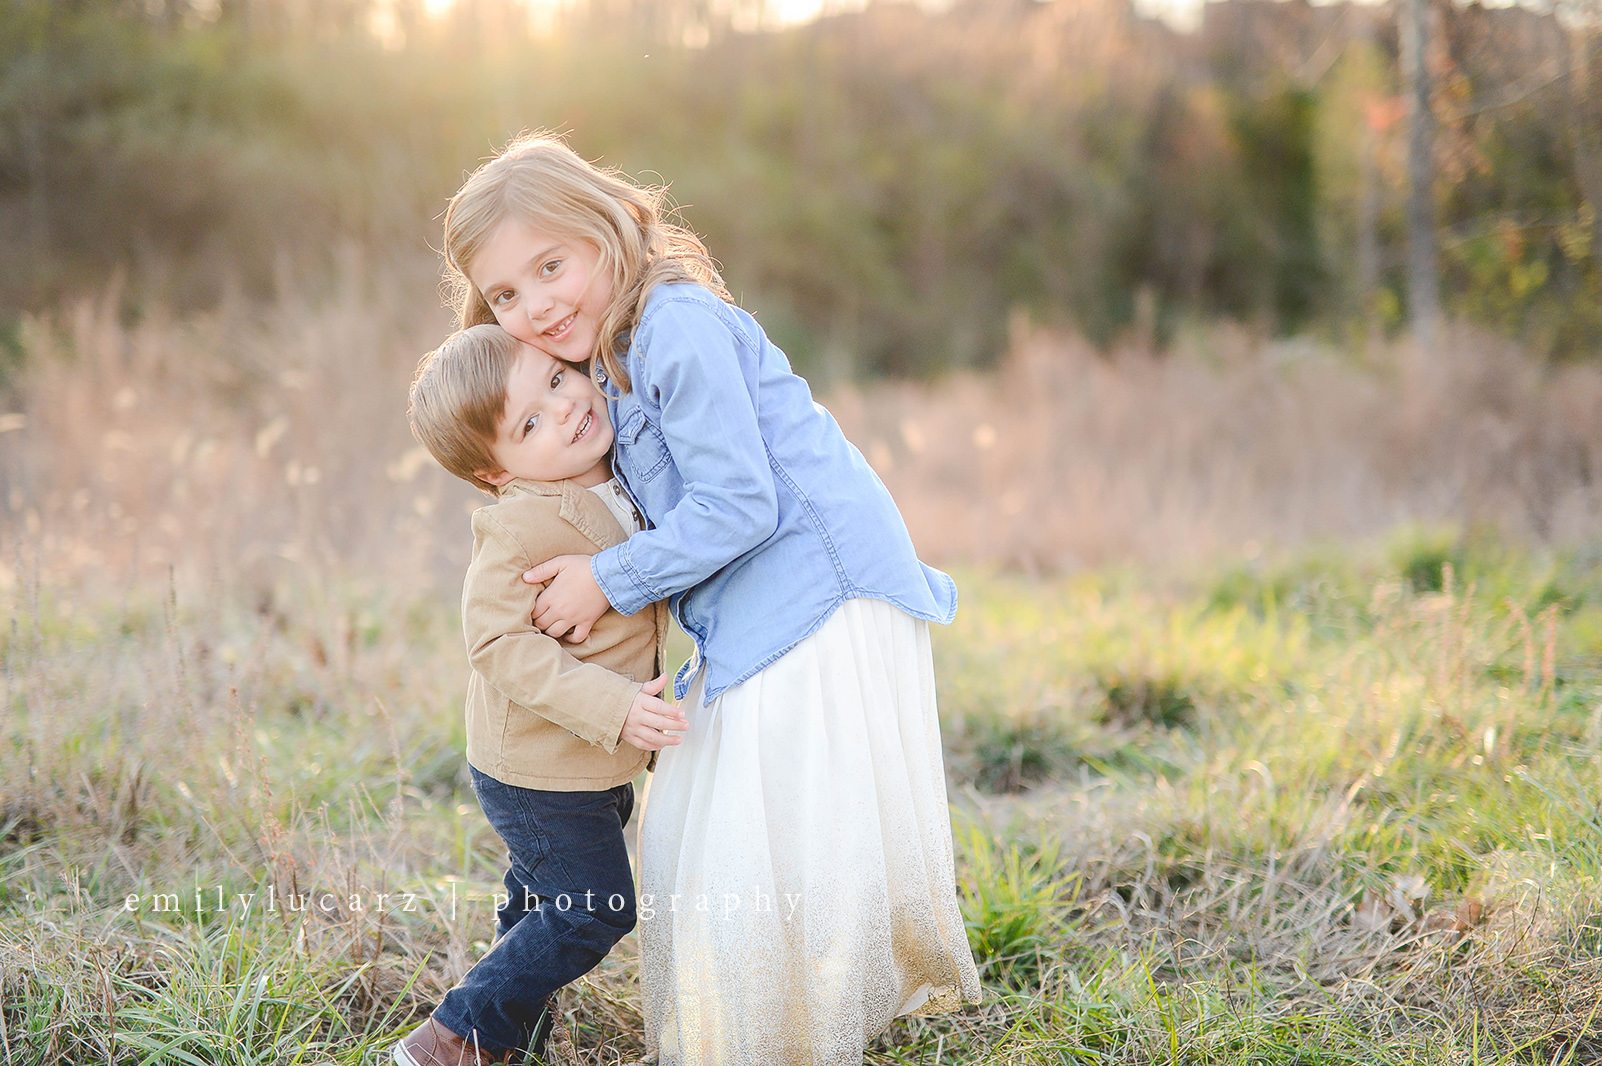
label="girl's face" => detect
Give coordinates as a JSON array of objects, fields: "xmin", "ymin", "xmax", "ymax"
[{"xmin": 468, "ymin": 218, "xmax": 614, "ymax": 366}]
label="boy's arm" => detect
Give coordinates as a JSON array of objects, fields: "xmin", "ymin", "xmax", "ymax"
[{"xmin": 464, "ymin": 509, "xmax": 644, "ymax": 753}]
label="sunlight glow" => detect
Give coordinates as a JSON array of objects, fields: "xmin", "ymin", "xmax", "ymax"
[
  {"xmin": 411, "ymin": 0, "xmax": 877, "ymax": 30},
  {"xmin": 380, "ymin": 0, "xmax": 1209, "ymax": 43}
]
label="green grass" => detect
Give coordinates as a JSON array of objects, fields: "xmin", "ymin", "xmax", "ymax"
[{"xmin": 4, "ymin": 528, "xmax": 1602, "ymax": 1063}]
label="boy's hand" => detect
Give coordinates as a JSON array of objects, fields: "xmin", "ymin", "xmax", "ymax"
[
  {"xmin": 525, "ymin": 555, "xmax": 611, "ymax": 642},
  {"xmin": 619, "ymin": 674, "xmax": 688, "ymax": 751}
]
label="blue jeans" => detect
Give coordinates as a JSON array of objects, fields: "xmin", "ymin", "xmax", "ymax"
[{"xmin": 433, "ymin": 766, "xmax": 637, "ymax": 1053}]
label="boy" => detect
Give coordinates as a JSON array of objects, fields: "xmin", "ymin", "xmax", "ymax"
[{"xmin": 399, "ymin": 323, "xmax": 687, "ymax": 1066}]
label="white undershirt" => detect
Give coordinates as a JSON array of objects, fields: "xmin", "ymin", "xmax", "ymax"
[{"xmin": 587, "ymin": 477, "xmax": 642, "ymax": 535}]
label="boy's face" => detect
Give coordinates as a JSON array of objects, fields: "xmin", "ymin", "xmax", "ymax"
[{"xmin": 477, "ymin": 343, "xmax": 614, "ymax": 489}]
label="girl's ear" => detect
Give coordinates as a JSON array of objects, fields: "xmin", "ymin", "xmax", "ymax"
[{"xmin": 477, "ymin": 467, "xmax": 515, "ymax": 488}]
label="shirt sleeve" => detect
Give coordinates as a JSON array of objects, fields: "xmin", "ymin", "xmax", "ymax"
[
  {"xmin": 590, "ymin": 295, "xmax": 780, "ymax": 617},
  {"xmin": 464, "ymin": 510, "xmax": 642, "ymax": 752}
]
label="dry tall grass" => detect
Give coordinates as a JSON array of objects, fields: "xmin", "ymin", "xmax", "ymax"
[
  {"xmin": 833, "ymin": 323, "xmax": 1602, "ymax": 569},
  {"xmin": 5, "ymin": 261, "xmax": 1602, "ymax": 1062},
  {"xmin": 3, "ymin": 260, "xmax": 1599, "ymax": 601}
]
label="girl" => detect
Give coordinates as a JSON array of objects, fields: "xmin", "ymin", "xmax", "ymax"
[{"xmin": 441, "ymin": 134, "xmax": 980, "ymax": 1065}]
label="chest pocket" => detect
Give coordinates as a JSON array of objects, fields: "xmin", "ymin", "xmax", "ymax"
[{"xmin": 615, "ymin": 407, "xmax": 672, "ymax": 484}]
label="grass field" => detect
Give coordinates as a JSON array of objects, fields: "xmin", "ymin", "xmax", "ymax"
[
  {"xmin": 3, "ymin": 278, "xmax": 1602, "ymax": 1062},
  {"xmin": 5, "ymin": 526, "xmax": 1602, "ymax": 1064}
]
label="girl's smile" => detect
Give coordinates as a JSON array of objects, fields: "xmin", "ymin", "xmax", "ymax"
[
  {"xmin": 468, "ymin": 219, "xmax": 613, "ymax": 364},
  {"xmin": 545, "ymin": 312, "xmax": 578, "ymax": 342}
]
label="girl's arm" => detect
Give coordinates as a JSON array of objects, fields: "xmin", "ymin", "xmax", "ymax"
[
  {"xmin": 595, "ymin": 296, "xmax": 779, "ymax": 613},
  {"xmin": 527, "ymin": 296, "xmax": 777, "ymax": 632}
]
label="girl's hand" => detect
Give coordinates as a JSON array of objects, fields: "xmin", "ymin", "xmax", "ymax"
[
  {"xmin": 618, "ymin": 674, "xmax": 689, "ymax": 751},
  {"xmin": 524, "ymin": 555, "xmax": 611, "ymax": 642}
]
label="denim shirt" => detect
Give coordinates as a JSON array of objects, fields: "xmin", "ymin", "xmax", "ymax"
[{"xmin": 589, "ymin": 283, "xmax": 957, "ymax": 704}]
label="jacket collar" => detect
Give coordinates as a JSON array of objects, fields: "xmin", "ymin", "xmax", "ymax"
[{"xmin": 497, "ymin": 477, "xmax": 625, "ymax": 551}]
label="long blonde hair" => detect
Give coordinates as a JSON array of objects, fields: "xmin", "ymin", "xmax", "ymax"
[{"xmin": 442, "ymin": 133, "xmax": 729, "ymax": 393}]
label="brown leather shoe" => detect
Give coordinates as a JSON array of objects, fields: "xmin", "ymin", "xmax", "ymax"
[{"xmin": 392, "ymin": 1016, "xmax": 519, "ymax": 1066}]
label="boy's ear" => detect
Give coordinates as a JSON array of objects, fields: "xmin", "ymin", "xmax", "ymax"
[{"xmin": 477, "ymin": 467, "xmax": 514, "ymax": 487}]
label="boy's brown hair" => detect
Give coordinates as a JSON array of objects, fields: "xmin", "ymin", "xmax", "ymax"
[{"xmin": 407, "ymin": 324, "xmax": 522, "ymax": 494}]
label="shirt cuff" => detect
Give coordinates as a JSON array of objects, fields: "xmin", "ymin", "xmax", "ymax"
[{"xmin": 591, "ymin": 545, "xmax": 657, "ymax": 617}]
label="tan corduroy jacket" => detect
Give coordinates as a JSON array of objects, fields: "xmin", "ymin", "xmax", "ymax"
[{"xmin": 461, "ymin": 477, "xmax": 666, "ymax": 790}]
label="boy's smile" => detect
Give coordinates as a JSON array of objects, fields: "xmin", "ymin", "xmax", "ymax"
[{"xmin": 476, "ymin": 343, "xmax": 614, "ymax": 489}]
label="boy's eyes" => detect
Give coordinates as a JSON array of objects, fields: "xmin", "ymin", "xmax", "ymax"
[{"xmin": 517, "ymin": 371, "xmax": 566, "ymax": 437}]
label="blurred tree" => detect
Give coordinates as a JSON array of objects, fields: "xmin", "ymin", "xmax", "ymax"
[
  {"xmin": 1557, "ymin": 1, "xmax": 1602, "ymax": 269},
  {"xmin": 1400, "ymin": 0, "xmax": 1442, "ymax": 347},
  {"xmin": 1234, "ymin": 85, "xmax": 1324, "ymax": 329},
  {"xmin": 1126, "ymin": 85, "xmax": 1244, "ymax": 329},
  {"xmin": 1430, "ymin": 1, "xmax": 1602, "ymax": 354},
  {"xmin": 1315, "ymin": 33, "xmax": 1403, "ymax": 346},
  {"xmin": 3, "ymin": 0, "xmax": 1601, "ymax": 373}
]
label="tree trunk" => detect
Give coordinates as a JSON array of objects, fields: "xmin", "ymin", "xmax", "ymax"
[
  {"xmin": 21, "ymin": 5, "xmax": 52, "ymax": 257},
  {"xmin": 1400, "ymin": 0, "xmax": 1441, "ymax": 350},
  {"xmin": 1566, "ymin": 23, "xmax": 1602, "ymax": 273},
  {"xmin": 1358, "ymin": 113, "xmax": 1382, "ymax": 349}
]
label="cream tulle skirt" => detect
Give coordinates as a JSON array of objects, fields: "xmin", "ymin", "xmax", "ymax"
[{"xmin": 638, "ymin": 597, "xmax": 982, "ymax": 1066}]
